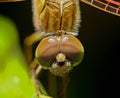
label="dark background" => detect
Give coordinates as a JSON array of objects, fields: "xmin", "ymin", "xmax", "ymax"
[{"xmin": 0, "ymin": 1, "xmax": 119, "ymax": 98}]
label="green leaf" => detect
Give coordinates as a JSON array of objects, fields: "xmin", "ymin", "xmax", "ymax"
[{"xmin": 0, "ymin": 15, "xmax": 36, "ymax": 98}]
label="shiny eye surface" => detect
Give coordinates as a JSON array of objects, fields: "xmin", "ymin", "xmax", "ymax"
[
  {"xmin": 60, "ymin": 35, "xmax": 84, "ymax": 66},
  {"xmin": 35, "ymin": 36, "xmax": 59, "ymax": 69}
]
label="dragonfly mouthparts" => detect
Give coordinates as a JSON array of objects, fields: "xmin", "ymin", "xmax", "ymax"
[
  {"xmin": 49, "ymin": 58, "xmax": 72, "ymax": 77},
  {"xmin": 57, "ymin": 61, "xmax": 66, "ymax": 66}
]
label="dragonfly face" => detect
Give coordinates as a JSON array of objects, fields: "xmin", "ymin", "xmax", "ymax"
[{"xmin": 35, "ymin": 34, "xmax": 84, "ymax": 77}]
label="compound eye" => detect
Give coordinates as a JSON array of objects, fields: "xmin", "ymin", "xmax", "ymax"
[
  {"xmin": 35, "ymin": 37, "xmax": 59, "ymax": 69},
  {"xmin": 60, "ymin": 35, "xmax": 84, "ymax": 66}
]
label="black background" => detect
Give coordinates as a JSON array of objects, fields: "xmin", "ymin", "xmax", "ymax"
[{"xmin": 0, "ymin": 1, "xmax": 119, "ymax": 98}]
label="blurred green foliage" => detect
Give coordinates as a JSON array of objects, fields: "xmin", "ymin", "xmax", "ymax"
[
  {"xmin": 0, "ymin": 15, "xmax": 52, "ymax": 98},
  {"xmin": 0, "ymin": 15, "xmax": 37, "ymax": 98}
]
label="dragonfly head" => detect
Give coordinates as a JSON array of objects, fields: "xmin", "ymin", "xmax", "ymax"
[
  {"xmin": 36, "ymin": 34, "xmax": 84, "ymax": 77},
  {"xmin": 49, "ymin": 52, "xmax": 73, "ymax": 77}
]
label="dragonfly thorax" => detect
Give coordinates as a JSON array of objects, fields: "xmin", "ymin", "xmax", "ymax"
[{"xmin": 33, "ymin": 0, "xmax": 81, "ymax": 34}]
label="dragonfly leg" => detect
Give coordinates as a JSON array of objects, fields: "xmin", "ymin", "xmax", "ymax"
[
  {"xmin": 30, "ymin": 66, "xmax": 42, "ymax": 98},
  {"xmin": 48, "ymin": 73, "xmax": 57, "ymax": 98},
  {"xmin": 24, "ymin": 32, "xmax": 45, "ymax": 96},
  {"xmin": 58, "ymin": 76, "xmax": 70, "ymax": 98},
  {"xmin": 24, "ymin": 31, "xmax": 45, "ymax": 65},
  {"xmin": 29, "ymin": 58, "xmax": 42, "ymax": 77}
]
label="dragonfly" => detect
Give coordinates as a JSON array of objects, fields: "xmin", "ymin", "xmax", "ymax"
[{"xmin": 0, "ymin": 0, "xmax": 120, "ymax": 98}]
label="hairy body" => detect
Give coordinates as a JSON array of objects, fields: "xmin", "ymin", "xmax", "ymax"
[{"xmin": 32, "ymin": 0, "xmax": 81, "ymax": 34}]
